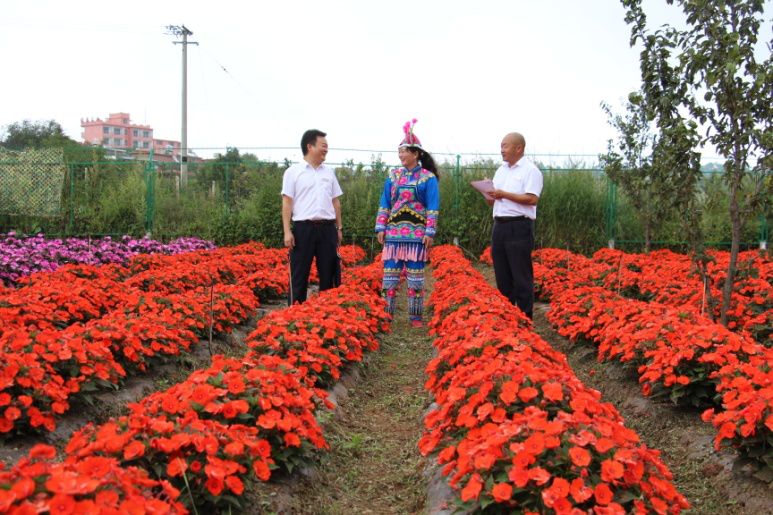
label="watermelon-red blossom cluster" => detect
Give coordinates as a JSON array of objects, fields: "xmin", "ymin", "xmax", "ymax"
[
  {"xmin": 0, "ymin": 244, "xmax": 286, "ymax": 436},
  {"xmin": 535, "ymin": 248, "xmax": 773, "ymax": 471},
  {"xmin": 1, "ymin": 246, "xmax": 389, "ymax": 512},
  {"xmin": 420, "ymin": 245, "xmax": 688, "ymax": 513},
  {"xmin": 590, "ymin": 248, "xmax": 771, "ymax": 343},
  {"xmin": 0, "ymin": 444, "xmax": 185, "ymax": 513}
]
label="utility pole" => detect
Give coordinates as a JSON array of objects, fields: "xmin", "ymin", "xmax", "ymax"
[{"xmin": 166, "ymin": 25, "xmax": 197, "ymax": 188}]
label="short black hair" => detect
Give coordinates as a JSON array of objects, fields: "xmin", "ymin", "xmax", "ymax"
[{"xmin": 301, "ymin": 129, "xmax": 327, "ymax": 156}]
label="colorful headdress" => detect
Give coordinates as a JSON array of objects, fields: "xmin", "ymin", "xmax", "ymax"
[{"xmin": 399, "ymin": 118, "xmax": 422, "ymax": 149}]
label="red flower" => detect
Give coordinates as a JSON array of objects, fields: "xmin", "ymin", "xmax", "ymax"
[
  {"xmin": 569, "ymin": 446, "xmax": 591, "ymax": 467},
  {"xmin": 491, "ymin": 482, "xmax": 512, "ymax": 502},
  {"xmin": 48, "ymin": 494, "xmax": 76, "ymax": 515},
  {"xmin": 594, "ymin": 482, "xmax": 614, "ymax": 505},
  {"xmin": 601, "ymin": 459, "xmax": 625, "ymax": 482},
  {"xmin": 205, "ymin": 476, "xmax": 224, "ymax": 496},
  {"xmin": 542, "ymin": 382, "xmax": 564, "ymax": 402},
  {"xmin": 460, "ymin": 474, "xmax": 483, "ymax": 501},
  {"xmin": 225, "ymin": 475, "xmax": 244, "ymax": 495}
]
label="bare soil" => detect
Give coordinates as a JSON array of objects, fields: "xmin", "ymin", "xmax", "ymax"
[{"xmin": 245, "ymin": 288, "xmax": 435, "ymax": 514}]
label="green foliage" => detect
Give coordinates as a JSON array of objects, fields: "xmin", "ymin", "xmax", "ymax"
[
  {"xmin": 0, "ymin": 119, "xmax": 105, "ymax": 162},
  {"xmin": 537, "ymin": 169, "xmax": 609, "ymax": 253},
  {"xmin": 82, "ymin": 166, "xmax": 146, "ymax": 235},
  {"xmin": 621, "ymin": 0, "xmax": 771, "ymax": 324},
  {"xmin": 1, "ymin": 153, "xmax": 769, "ymax": 257},
  {"xmin": 600, "ymin": 92, "xmax": 678, "ymax": 251}
]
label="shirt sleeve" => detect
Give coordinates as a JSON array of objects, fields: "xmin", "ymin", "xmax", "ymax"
[
  {"xmin": 423, "ymin": 175, "xmax": 440, "ymax": 237},
  {"xmin": 332, "ymin": 172, "xmax": 344, "ymax": 198},
  {"xmin": 374, "ymin": 176, "xmax": 392, "ymax": 233},
  {"xmin": 281, "ymin": 167, "xmax": 294, "ymax": 198},
  {"xmin": 524, "ymin": 165, "xmax": 543, "ymax": 197}
]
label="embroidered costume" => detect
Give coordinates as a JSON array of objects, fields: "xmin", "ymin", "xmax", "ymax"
[{"xmin": 374, "ymin": 120, "xmax": 439, "ymax": 324}]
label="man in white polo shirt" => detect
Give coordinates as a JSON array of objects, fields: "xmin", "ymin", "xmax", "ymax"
[
  {"xmin": 281, "ymin": 129, "xmax": 343, "ymax": 304},
  {"xmin": 488, "ymin": 132, "xmax": 543, "ymax": 319}
]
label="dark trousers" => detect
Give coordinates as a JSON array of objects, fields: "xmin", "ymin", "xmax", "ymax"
[
  {"xmin": 491, "ymin": 218, "xmax": 535, "ymax": 319},
  {"xmin": 289, "ymin": 222, "xmax": 338, "ymax": 305}
]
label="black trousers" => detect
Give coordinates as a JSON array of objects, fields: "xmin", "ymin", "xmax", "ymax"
[
  {"xmin": 491, "ymin": 218, "xmax": 535, "ymax": 319},
  {"xmin": 289, "ymin": 222, "xmax": 338, "ymax": 305}
]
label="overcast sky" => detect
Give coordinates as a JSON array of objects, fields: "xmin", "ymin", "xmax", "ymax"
[{"xmin": 1, "ymin": 1, "xmax": 767, "ymax": 165}]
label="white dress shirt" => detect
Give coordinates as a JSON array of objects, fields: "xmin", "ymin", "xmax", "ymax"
[
  {"xmin": 281, "ymin": 161, "xmax": 343, "ymax": 221},
  {"xmin": 492, "ymin": 156, "xmax": 543, "ymax": 219}
]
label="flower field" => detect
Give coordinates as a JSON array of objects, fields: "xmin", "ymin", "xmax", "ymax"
[
  {"xmin": 422, "ymin": 246, "xmax": 689, "ymax": 513},
  {"xmin": 0, "ymin": 241, "xmax": 383, "ymax": 512},
  {"xmin": 0, "ymin": 236, "xmax": 769, "ymax": 513},
  {"xmin": 524, "ymin": 248, "xmax": 772, "ymax": 477},
  {"xmin": 0, "ymin": 233, "xmax": 215, "ymax": 287}
]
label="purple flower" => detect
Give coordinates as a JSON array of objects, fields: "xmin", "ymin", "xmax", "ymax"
[{"xmin": 0, "ymin": 233, "xmax": 215, "ymax": 287}]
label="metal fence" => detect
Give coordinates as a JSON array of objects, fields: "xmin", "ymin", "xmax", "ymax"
[
  {"xmin": 0, "ymin": 148, "xmax": 66, "ymax": 217},
  {"xmin": 0, "ymin": 148, "xmax": 769, "ymax": 252}
]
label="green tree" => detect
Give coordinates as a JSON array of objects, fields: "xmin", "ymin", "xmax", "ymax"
[
  {"xmin": 622, "ymin": 0, "xmax": 771, "ymax": 325},
  {"xmin": 1, "ymin": 119, "xmax": 104, "ymax": 162},
  {"xmin": 600, "ymin": 92, "xmax": 674, "ymax": 252}
]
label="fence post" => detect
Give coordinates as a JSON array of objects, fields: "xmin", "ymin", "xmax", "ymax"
[
  {"xmin": 606, "ymin": 179, "xmax": 617, "ymax": 249},
  {"xmin": 225, "ymin": 163, "xmax": 231, "ymax": 213},
  {"xmin": 760, "ymin": 214, "xmax": 768, "ymax": 250},
  {"xmin": 454, "ymin": 154, "xmax": 461, "ymax": 213},
  {"xmin": 67, "ymin": 165, "xmax": 75, "ymax": 236},
  {"xmin": 144, "ymin": 150, "xmax": 156, "ymax": 237}
]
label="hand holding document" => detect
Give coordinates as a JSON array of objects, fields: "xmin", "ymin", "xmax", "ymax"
[{"xmin": 470, "ymin": 179, "xmax": 495, "ymax": 201}]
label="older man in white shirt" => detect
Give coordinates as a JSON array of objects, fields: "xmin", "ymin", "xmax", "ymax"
[
  {"xmin": 488, "ymin": 132, "xmax": 543, "ymax": 319},
  {"xmin": 281, "ymin": 129, "xmax": 343, "ymax": 304}
]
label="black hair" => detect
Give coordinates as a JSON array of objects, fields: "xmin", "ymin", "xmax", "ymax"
[
  {"xmin": 416, "ymin": 148, "xmax": 440, "ymax": 179},
  {"xmin": 301, "ymin": 129, "xmax": 327, "ymax": 156}
]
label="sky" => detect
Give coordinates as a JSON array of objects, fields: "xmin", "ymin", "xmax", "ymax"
[{"xmin": 1, "ymin": 1, "xmax": 767, "ymax": 166}]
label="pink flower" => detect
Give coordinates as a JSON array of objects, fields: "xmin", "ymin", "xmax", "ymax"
[
  {"xmin": 386, "ymin": 288, "xmax": 396, "ymax": 297},
  {"xmin": 415, "ymin": 229, "xmax": 425, "ymax": 237},
  {"xmin": 389, "ymin": 228, "xmax": 399, "ymax": 236},
  {"xmin": 426, "ymin": 219, "xmax": 436, "ymax": 227},
  {"xmin": 400, "ymin": 227, "xmax": 411, "ymax": 236},
  {"xmin": 398, "ymin": 176, "xmax": 408, "ymax": 185},
  {"xmin": 407, "ymin": 288, "xmax": 416, "ymax": 297},
  {"xmin": 401, "ymin": 190, "xmax": 412, "ymax": 200},
  {"xmin": 377, "ymin": 216, "xmax": 387, "ymax": 224}
]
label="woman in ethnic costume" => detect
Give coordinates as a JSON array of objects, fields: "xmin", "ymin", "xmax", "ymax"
[{"xmin": 374, "ymin": 120, "xmax": 440, "ymax": 328}]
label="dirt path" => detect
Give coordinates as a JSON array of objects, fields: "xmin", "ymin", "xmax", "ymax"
[{"xmin": 248, "ymin": 288, "xmax": 435, "ymax": 514}]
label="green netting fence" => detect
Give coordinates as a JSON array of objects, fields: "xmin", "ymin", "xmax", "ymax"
[
  {"xmin": 0, "ymin": 149, "xmax": 768, "ymax": 257},
  {"xmin": 0, "ymin": 148, "xmax": 66, "ymax": 217}
]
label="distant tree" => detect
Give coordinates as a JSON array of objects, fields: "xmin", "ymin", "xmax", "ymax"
[
  {"xmin": 0, "ymin": 119, "xmax": 104, "ymax": 162},
  {"xmin": 1, "ymin": 120, "xmax": 69, "ymax": 149},
  {"xmin": 600, "ymin": 92, "xmax": 673, "ymax": 252},
  {"xmin": 622, "ymin": 0, "xmax": 771, "ymax": 325}
]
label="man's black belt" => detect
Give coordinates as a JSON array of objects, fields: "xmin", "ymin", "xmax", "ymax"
[
  {"xmin": 494, "ymin": 216, "xmax": 530, "ymax": 222},
  {"xmin": 294, "ymin": 219, "xmax": 336, "ymax": 225}
]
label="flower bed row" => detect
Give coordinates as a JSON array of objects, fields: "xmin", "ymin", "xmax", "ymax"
[
  {"xmin": 0, "ymin": 280, "xmax": 259, "ymax": 436},
  {"xmin": 534, "ymin": 249, "xmax": 773, "ymax": 472},
  {"xmin": 422, "ymin": 245, "xmax": 688, "ymax": 513},
  {"xmin": 0, "ymin": 243, "xmax": 276, "ymax": 337},
  {"xmin": 481, "ymin": 245, "xmax": 771, "ymax": 344},
  {"xmin": 0, "ymin": 243, "xmax": 297, "ymax": 436},
  {"xmin": 0, "ymin": 254, "xmax": 387, "ymax": 513},
  {"xmin": 590, "ymin": 248, "xmax": 770, "ymax": 343},
  {"xmin": 0, "ymin": 233, "xmax": 215, "ymax": 287},
  {"xmin": 0, "ymin": 243, "xmax": 369, "ymax": 436}
]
